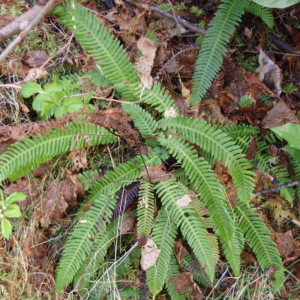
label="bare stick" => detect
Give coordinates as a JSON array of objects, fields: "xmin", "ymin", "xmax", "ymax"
[
  {"xmin": 253, "ymin": 179, "xmax": 300, "ymax": 197},
  {"xmin": 0, "ymin": 4, "xmax": 45, "ymax": 43},
  {"xmin": 0, "ymin": 0, "xmax": 62, "ymax": 63},
  {"xmin": 122, "ymin": 0, "xmax": 207, "ymax": 35}
]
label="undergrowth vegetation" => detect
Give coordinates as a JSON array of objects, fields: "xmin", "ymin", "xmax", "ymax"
[{"xmin": 2, "ymin": 0, "xmax": 300, "ymax": 299}]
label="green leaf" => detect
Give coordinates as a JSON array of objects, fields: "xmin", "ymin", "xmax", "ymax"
[
  {"xmin": 283, "ymin": 144, "xmax": 300, "ymax": 161},
  {"xmin": 44, "ymin": 82, "xmax": 62, "ymax": 93},
  {"xmin": 1, "ymin": 218, "xmax": 12, "ymax": 239},
  {"xmin": 271, "ymin": 123, "xmax": 300, "ymax": 149},
  {"xmin": 4, "ymin": 204, "xmax": 22, "ymax": 218},
  {"xmin": 250, "ymin": 0, "xmax": 300, "ymax": 8},
  {"xmin": 5, "ymin": 192, "xmax": 27, "ymax": 206},
  {"xmin": 32, "ymin": 93, "xmax": 52, "ymax": 111},
  {"xmin": 21, "ymin": 82, "xmax": 43, "ymax": 98}
]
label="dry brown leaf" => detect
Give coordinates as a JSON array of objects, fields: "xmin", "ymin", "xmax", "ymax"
[
  {"xmin": 135, "ymin": 37, "xmax": 157, "ymax": 89},
  {"xmin": 272, "ymin": 230, "xmax": 300, "ymax": 257},
  {"xmin": 140, "ymin": 237, "xmax": 161, "ymax": 271},
  {"xmin": 246, "ymin": 136, "xmax": 258, "ymax": 160},
  {"xmin": 23, "ymin": 67, "xmax": 48, "ymax": 82},
  {"xmin": 261, "ymin": 100, "xmax": 299, "ymax": 128},
  {"xmin": 141, "ymin": 165, "xmax": 170, "ymax": 182},
  {"xmin": 176, "ymin": 194, "xmax": 192, "ymax": 207},
  {"xmin": 68, "ymin": 148, "xmax": 88, "ymax": 172},
  {"xmin": 119, "ymin": 215, "xmax": 136, "ymax": 234},
  {"xmin": 24, "ymin": 50, "xmax": 48, "ymax": 67},
  {"xmin": 255, "ymin": 49, "xmax": 282, "ymax": 96}
]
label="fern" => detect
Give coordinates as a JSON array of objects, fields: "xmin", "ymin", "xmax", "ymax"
[
  {"xmin": 220, "ymin": 123, "xmax": 258, "ymax": 139},
  {"xmin": 52, "ymin": 3, "xmax": 178, "ymax": 116},
  {"xmin": 147, "ymin": 207, "xmax": 177, "ymax": 297},
  {"xmin": 292, "ymin": 158, "xmax": 300, "ymax": 198},
  {"xmin": 137, "ymin": 181, "xmax": 155, "ymax": 238},
  {"xmin": 0, "ymin": 123, "xmax": 115, "ymax": 182},
  {"xmin": 155, "ymin": 179, "xmax": 216, "ymax": 282},
  {"xmin": 122, "ymin": 103, "xmax": 158, "ymax": 137},
  {"xmin": 165, "ymin": 256, "xmax": 186, "ymax": 300},
  {"xmin": 190, "ymin": 0, "xmax": 249, "ymax": 105},
  {"xmin": 235, "ymin": 202, "xmax": 285, "ymax": 290},
  {"xmin": 55, "ymin": 152, "xmax": 163, "ymax": 292},
  {"xmin": 245, "ymin": 1, "xmax": 274, "ymax": 28},
  {"xmin": 159, "ymin": 116, "xmax": 256, "ymax": 203}
]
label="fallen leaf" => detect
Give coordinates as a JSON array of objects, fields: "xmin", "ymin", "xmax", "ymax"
[
  {"xmin": 176, "ymin": 194, "xmax": 192, "ymax": 207},
  {"xmin": 140, "ymin": 237, "xmax": 161, "ymax": 271},
  {"xmin": 255, "ymin": 49, "xmax": 282, "ymax": 96}
]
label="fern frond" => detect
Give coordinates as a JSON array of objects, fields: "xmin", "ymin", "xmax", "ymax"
[
  {"xmin": 165, "ymin": 256, "xmax": 186, "ymax": 300},
  {"xmin": 53, "ymin": 3, "xmax": 178, "ymax": 115},
  {"xmin": 52, "ymin": 3, "xmax": 140, "ymax": 101},
  {"xmin": 74, "ymin": 216, "xmax": 120, "ymax": 292},
  {"xmin": 147, "ymin": 207, "xmax": 177, "ymax": 297},
  {"xmin": 235, "ymin": 202, "xmax": 285, "ymax": 290},
  {"xmin": 190, "ymin": 0, "xmax": 249, "ymax": 105},
  {"xmin": 0, "ymin": 123, "xmax": 115, "ymax": 182},
  {"xmin": 156, "ymin": 178, "xmax": 218, "ymax": 282},
  {"xmin": 220, "ymin": 123, "xmax": 258, "ymax": 139},
  {"xmin": 159, "ymin": 116, "xmax": 255, "ymax": 202},
  {"xmin": 137, "ymin": 181, "xmax": 155, "ymax": 238},
  {"xmin": 271, "ymin": 166, "xmax": 295, "ymax": 205},
  {"xmin": 122, "ymin": 104, "xmax": 157, "ymax": 137},
  {"xmin": 55, "ymin": 194, "xmax": 118, "ymax": 293},
  {"xmin": 78, "ymin": 169, "xmax": 105, "ymax": 191},
  {"xmin": 55, "ymin": 151, "xmax": 163, "ymax": 293},
  {"xmin": 251, "ymin": 140, "xmax": 270, "ymax": 172},
  {"xmin": 157, "ymin": 137, "xmax": 235, "ymax": 240},
  {"xmin": 235, "ymin": 135, "xmax": 251, "ymax": 154},
  {"xmin": 245, "ymin": 1, "xmax": 274, "ymax": 28},
  {"xmin": 292, "ymin": 158, "xmax": 300, "ymax": 198}
]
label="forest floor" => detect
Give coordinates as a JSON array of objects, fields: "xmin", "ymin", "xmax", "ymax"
[{"xmin": 1, "ymin": 0, "xmax": 300, "ymax": 299}]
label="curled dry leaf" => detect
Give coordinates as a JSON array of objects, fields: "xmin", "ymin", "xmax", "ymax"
[
  {"xmin": 141, "ymin": 164, "xmax": 170, "ymax": 182},
  {"xmin": 255, "ymin": 49, "xmax": 282, "ymax": 96},
  {"xmin": 170, "ymin": 272, "xmax": 203, "ymax": 297},
  {"xmin": 140, "ymin": 237, "xmax": 161, "ymax": 271},
  {"xmin": 68, "ymin": 148, "xmax": 88, "ymax": 172},
  {"xmin": 135, "ymin": 37, "xmax": 157, "ymax": 89},
  {"xmin": 119, "ymin": 215, "xmax": 136, "ymax": 234}
]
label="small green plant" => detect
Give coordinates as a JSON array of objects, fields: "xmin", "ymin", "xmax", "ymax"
[
  {"xmin": 21, "ymin": 75, "xmax": 94, "ymax": 120},
  {"xmin": 191, "ymin": 6, "xmax": 204, "ymax": 17},
  {"xmin": 158, "ymin": 2, "xmax": 188, "ymax": 12},
  {"xmin": 0, "ymin": 190, "xmax": 26, "ymax": 239},
  {"xmin": 283, "ymin": 82, "xmax": 298, "ymax": 94}
]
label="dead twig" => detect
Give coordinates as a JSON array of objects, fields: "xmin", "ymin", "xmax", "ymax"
[
  {"xmin": 122, "ymin": 0, "xmax": 207, "ymax": 35},
  {"xmin": 253, "ymin": 179, "xmax": 300, "ymax": 197},
  {"xmin": 0, "ymin": 0, "xmax": 62, "ymax": 63}
]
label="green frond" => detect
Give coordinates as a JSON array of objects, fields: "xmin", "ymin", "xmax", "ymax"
[
  {"xmin": 292, "ymin": 158, "xmax": 300, "ymax": 198},
  {"xmin": 147, "ymin": 207, "xmax": 177, "ymax": 297},
  {"xmin": 190, "ymin": 0, "xmax": 249, "ymax": 105},
  {"xmin": 0, "ymin": 123, "xmax": 115, "ymax": 182},
  {"xmin": 55, "ymin": 194, "xmax": 118, "ymax": 293},
  {"xmin": 220, "ymin": 123, "xmax": 258, "ymax": 139},
  {"xmin": 52, "ymin": 3, "xmax": 140, "ymax": 101},
  {"xmin": 251, "ymin": 140, "xmax": 270, "ymax": 172},
  {"xmin": 157, "ymin": 137, "xmax": 235, "ymax": 240},
  {"xmin": 157, "ymin": 137, "xmax": 242, "ymax": 275},
  {"xmin": 165, "ymin": 256, "xmax": 186, "ymax": 300},
  {"xmin": 78, "ymin": 169, "xmax": 103, "ymax": 191},
  {"xmin": 122, "ymin": 104, "xmax": 157, "ymax": 137},
  {"xmin": 271, "ymin": 166, "xmax": 295, "ymax": 205},
  {"xmin": 53, "ymin": 3, "xmax": 178, "ymax": 114},
  {"xmin": 235, "ymin": 202, "xmax": 285, "ymax": 290},
  {"xmin": 155, "ymin": 179, "xmax": 218, "ymax": 282},
  {"xmin": 159, "ymin": 116, "xmax": 255, "ymax": 203},
  {"xmin": 74, "ymin": 216, "xmax": 120, "ymax": 292},
  {"xmin": 137, "ymin": 181, "xmax": 155, "ymax": 238},
  {"xmin": 140, "ymin": 83, "xmax": 179, "ymax": 115},
  {"xmin": 245, "ymin": 1, "xmax": 274, "ymax": 28},
  {"xmin": 55, "ymin": 151, "xmax": 163, "ymax": 293},
  {"xmin": 84, "ymin": 68, "xmax": 111, "ymax": 87},
  {"xmin": 235, "ymin": 135, "xmax": 251, "ymax": 154}
]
